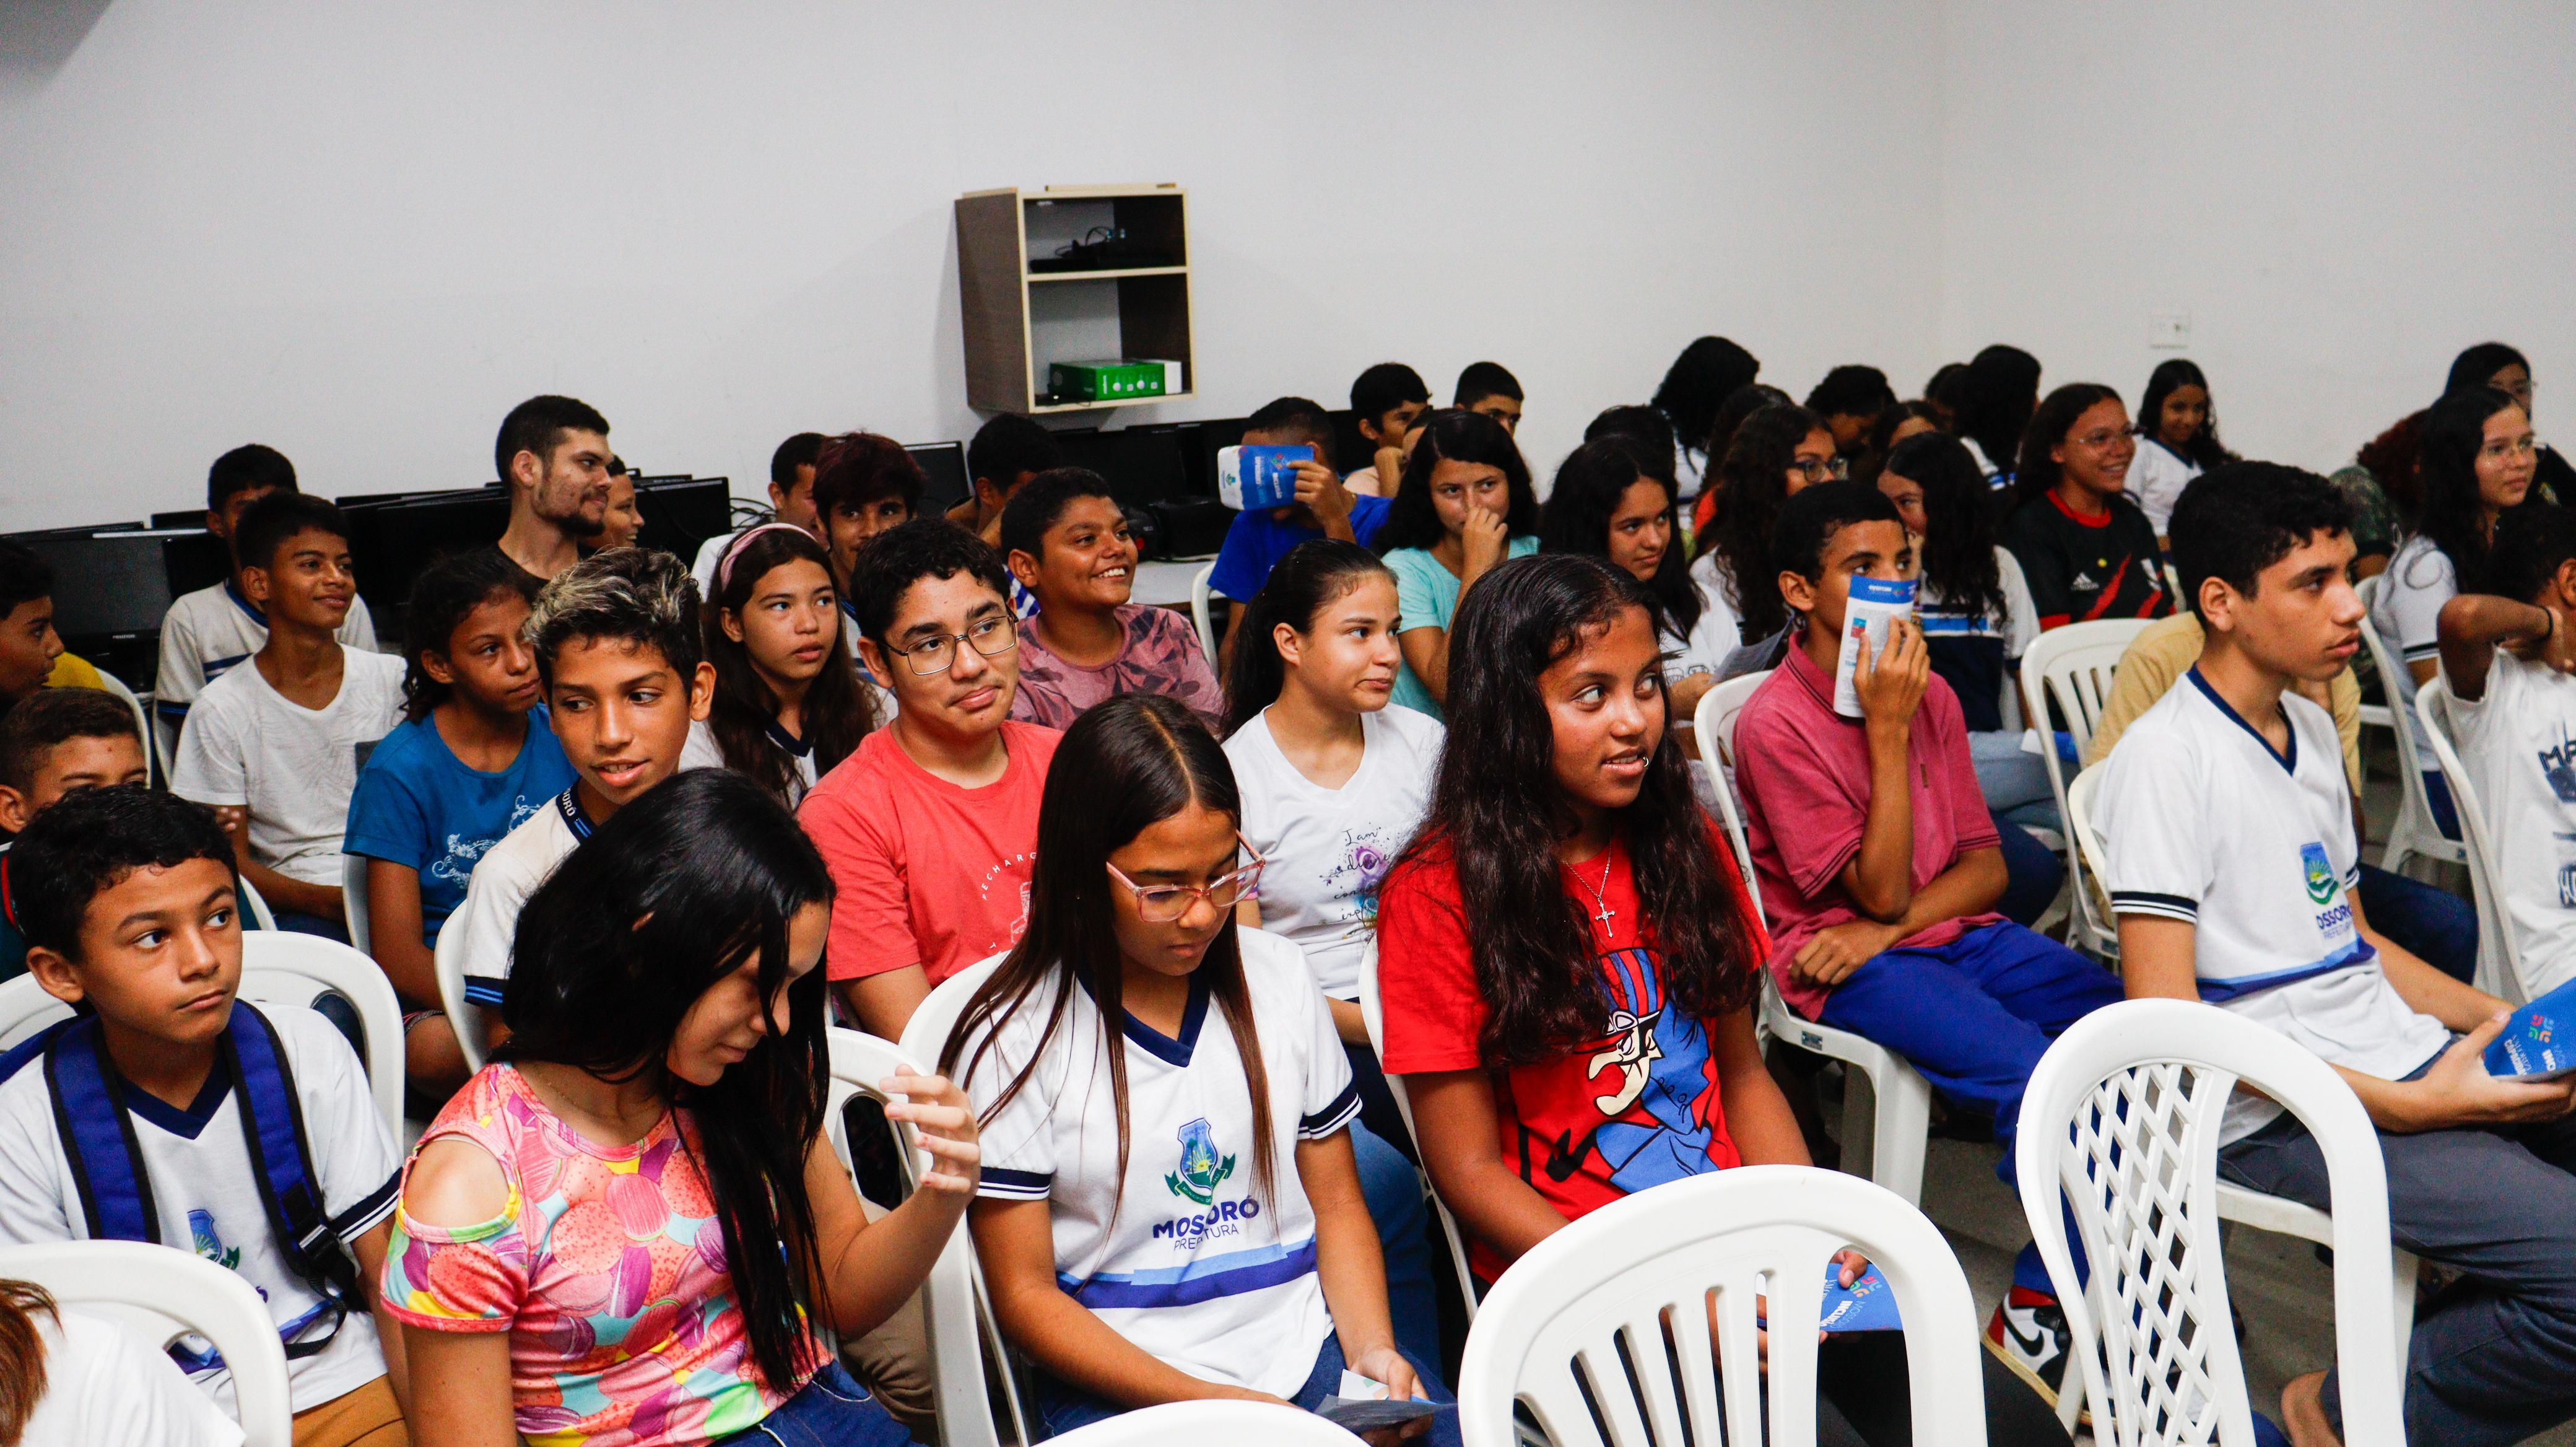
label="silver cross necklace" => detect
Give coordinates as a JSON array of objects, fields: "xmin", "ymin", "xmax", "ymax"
[{"xmin": 1566, "ymin": 850, "xmax": 1617, "ymax": 936}]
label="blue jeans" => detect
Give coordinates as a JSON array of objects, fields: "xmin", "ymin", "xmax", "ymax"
[
  {"xmin": 271, "ymin": 909, "xmax": 349, "ymax": 943},
  {"xmin": 2425, "ymin": 770, "xmax": 2465, "ymax": 841},
  {"xmin": 713, "ymin": 1361, "xmax": 916, "ymax": 1446},
  {"xmin": 1990, "ymin": 814, "xmax": 2065, "ymax": 929},
  {"xmin": 2357, "ymin": 862, "xmax": 2479, "ymax": 984},
  {"xmin": 1351, "ymin": 1121, "xmax": 1446, "ymax": 1396},
  {"xmin": 1037, "ymin": 1333, "xmax": 1459, "ymax": 1446},
  {"xmin": 1816, "ymin": 921, "xmax": 2125, "ymax": 1294}
]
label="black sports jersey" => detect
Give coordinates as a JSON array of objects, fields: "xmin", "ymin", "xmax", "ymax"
[{"xmin": 1999, "ymin": 491, "xmax": 2174, "ymax": 629}]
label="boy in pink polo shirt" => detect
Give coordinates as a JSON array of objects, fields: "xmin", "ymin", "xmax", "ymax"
[{"xmin": 1733, "ymin": 482, "xmax": 2120, "ymax": 1405}]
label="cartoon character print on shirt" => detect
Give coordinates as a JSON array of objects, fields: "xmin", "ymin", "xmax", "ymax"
[
  {"xmin": 1517, "ymin": 945, "xmax": 1720, "ymax": 1196},
  {"xmin": 2538, "ymin": 720, "xmax": 2576, "ymax": 805}
]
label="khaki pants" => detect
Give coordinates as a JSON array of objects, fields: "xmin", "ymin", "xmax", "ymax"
[
  {"xmin": 292, "ymin": 1375, "xmax": 408, "ymax": 1447},
  {"xmin": 841, "ymin": 1194, "xmax": 940, "ymax": 1442}
]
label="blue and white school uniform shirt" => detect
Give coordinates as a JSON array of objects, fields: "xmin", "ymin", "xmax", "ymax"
[
  {"xmin": 1915, "ymin": 548, "xmax": 2040, "ymax": 735},
  {"xmin": 681, "ymin": 717, "xmax": 820, "ymax": 806},
  {"xmin": 2442, "ymin": 650, "xmax": 2576, "ymax": 994},
  {"xmin": 964, "ymin": 928, "xmax": 1360, "ymax": 1397},
  {"xmin": 342, "ymin": 709, "xmax": 578, "ymax": 946},
  {"xmin": 2097, "ymin": 673, "xmax": 2450, "ymax": 1141},
  {"xmin": 2371, "ymin": 535, "xmax": 2456, "ymax": 779},
  {"xmin": 443, "ymin": 787, "xmax": 591, "ymax": 1007}
]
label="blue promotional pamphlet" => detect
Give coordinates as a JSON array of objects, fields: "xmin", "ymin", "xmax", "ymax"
[
  {"xmin": 1217, "ymin": 444, "xmax": 1312, "ymax": 511},
  {"xmin": 1816, "ymin": 1261, "xmax": 1902, "ymax": 1333},
  {"xmin": 2487, "ymin": 977, "xmax": 2576, "ymax": 1080}
]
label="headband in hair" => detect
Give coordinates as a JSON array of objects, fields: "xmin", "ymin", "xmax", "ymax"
[{"xmin": 716, "ymin": 522, "xmax": 816, "ymax": 595}]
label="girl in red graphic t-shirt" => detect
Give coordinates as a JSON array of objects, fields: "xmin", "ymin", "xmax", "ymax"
[{"xmin": 1373, "ymin": 553, "xmax": 2063, "ymax": 1447}]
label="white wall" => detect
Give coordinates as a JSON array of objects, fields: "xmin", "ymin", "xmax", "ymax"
[
  {"xmin": 0, "ymin": 1, "xmax": 1946, "ymax": 530},
  {"xmin": 1939, "ymin": 1, "xmax": 2576, "ymax": 473}
]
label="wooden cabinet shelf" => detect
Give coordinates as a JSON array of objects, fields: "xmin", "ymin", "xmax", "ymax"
[{"xmin": 956, "ymin": 185, "xmax": 1196, "ymax": 416}]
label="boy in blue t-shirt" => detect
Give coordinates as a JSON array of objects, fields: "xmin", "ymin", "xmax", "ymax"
[
  {"xmin": 344, "ymin": 550, "xmax": 572, "ymax": 1095},
  {"xmin": 1209, "ymin": 397, "xmax": 1391, "ymax": 668}
]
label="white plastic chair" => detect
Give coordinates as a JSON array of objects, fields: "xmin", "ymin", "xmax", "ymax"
[
  {"xmin": 1694, "ymin": 669, "xmax": 1934, "ymax": 1204},
  {"xmin": 1458, "ymin": 1165, "xmax": 1985, "ymax": 1447},
  {"xmin": 2016, "ymin": 998, "xmax": 2411, "ymax": 1446},
  {"xmin": 341, "ymin": 854, "xmax": 373, "ymax": 959},
  {"xmin": 89, "ymin": 670, "xmax": 167, "ymax": 785},
  {"xmin": 2019, "ymin": 618, "xmax": 2153, "ymax": 958},
  {"xmin": 238, "ymin": 873, "xmax": 278, "ymax": 932},
  {"xmin": 1047, "ymin": 1399, "xmax": 1367, "ymax": 1445},
  {"xmin": 824, "ymin": 1026, "xmax": 1020, "ymax": 1447},
  {"xmin": 0, "ymin": 935, "xmax": 404, "ymax": 1139},
  {"xmin": 2355, "ymin": 575, "xmax": 2466, "ymax": 875},
  {"xmin": 0, "ymin": 1239, "xmax": 295, "ymax": 1446},
  {"xmin": 1190, "ymin": 563, "xmax": 1219, "ymax": 667},
  {"xmin": 1355, "ymin": 939, "xmax": 1486, "ymax": 1324},
  {"xmin": 2414, "ymin": 676, "xmax": 2526, "ymax": 1001},
  {"xmin": 432, "ymin": 904, "xmax": 487, "ymax": 1073}
]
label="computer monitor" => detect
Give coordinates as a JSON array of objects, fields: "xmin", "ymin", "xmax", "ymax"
[
  {"xmin": 150, "ymin": 510, "xmax": 207, "ymax": 529},
  {"xmin": 634, "ymin": 476, "xmax": 731, "ymax": 561},
  {"xmin": 19, "ymin": 531, "xmax": 181, "ymax": 639},
  {"xmin": 1107, "ymin": 424, "xmax": 1192, "ymax": 507},
  {"xmin": 162, "ymin": 531, "xmax": 229, "ymax": 598},
  {"xmin": 1329, "ymin": 409, "xmax": 1373, "ymax": 481},
  {"xmin": 1050, "ymin": 427, "xmax": 1116, "ymax": 487},
  {"xmin": 344, "ymin": 490, "xmax": 512, "ymax": 619},
  {"xmin": 903, "ymin": 443, "xmax": 970, "ymax": 517}
]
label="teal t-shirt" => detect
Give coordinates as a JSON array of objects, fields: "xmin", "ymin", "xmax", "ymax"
[
  {"xmin": 1383, "ymin": 536, "xmax": 1539, "ymax": 719},
  {"xmin": 342, "ymin": 709, "xmax": 577, "ymax": 946}
]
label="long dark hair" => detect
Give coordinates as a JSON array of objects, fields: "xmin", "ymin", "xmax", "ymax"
[
  {"xmin": 2359, "ymin": 409, "xmax": 2429, "ymax": 522},
  {"xmin": 1886, "ymin": 432, "xmax": 2006, "ymax": 624},
  {"xmin": 1704, "ymin": 384, "xmax": 1793, "ymax": 473},
  {"xmin": 0, "ymin": 1280, "xmax": 51, "ymax": 1446},
  {"xmin": 1400, "ymin": 554, "xmax": 1757, "ymax": 1067},
  {"xmin": 500, "ymin": 769, "xmax": 835, "ymax": 1396},
  {"xmin": 400, "ymin": 549, "xmax": 536, "ymax": 723},
  {"xmin": 1694, "ymin": 401, "xmax": 1825, "ymax": 640},
  {"xmin": 2409, "ymin": 385, "xmax": 2532, "ymax": 595},
  {"xmin": 2011, "ymin": 382, "xmax": 2126, "ymax": 511},
  {"xmin": 703, "ymin": 525, "xmax": 876, "ymax": 802},
  {"xmin": 1370, "ymin": 409, "xmax": 1539, "ymax": 556},
  {"xmin": 1539, "ymin": 437, "xmax": 1699, "ymax": 637},
  {"xmin": 2136, "ymin": 359, "xmax": 2231, "ymax": 471},
  {"xmin": 1222, "ymin": 540, "xmax": 1396, "ymax": 736},
  {"xmin": 1958, "ymin": 344, "xmax": 2042, "ymax": 472},
  {"xmin": 2447, "ymin": 341, "xmax": 2529, "ymax": 396},
  {"xmin": 942, "ymin": 695, "xmax": 1279, "ymax": 1223},
  {"xmin": 1651, "ymin": 336, "xmax": 1760, "ymax": 466}
]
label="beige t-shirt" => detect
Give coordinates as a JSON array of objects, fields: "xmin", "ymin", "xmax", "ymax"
[{"xmin": 2082, "ymin": 613, "xmax": 2363, "ymax": 797}]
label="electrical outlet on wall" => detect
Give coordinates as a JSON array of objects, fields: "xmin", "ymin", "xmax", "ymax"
[{"xmin": 2150, "ymin": 312, "xmax": 2191, "ymax": 349}]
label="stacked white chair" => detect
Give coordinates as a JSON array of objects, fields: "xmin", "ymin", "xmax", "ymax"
[
  {"xmin": 1456, "ymin": 1165, "xmax": 1986, "ymax": 1447},
  {"xmin": 1692, "ymin": 671, "xmax": 1934, "ymax": 1203},
  {"xmin": 2017, "ymin": 617, "xmax": 2154, "ymax": 959},
  {"xmin": 0, "ymin": 1239, "xmax": 295, "ymax": 1446},
  {"xmin": 2016, "ymin": 998, "xmax": 2409, "ymax": 1445}
]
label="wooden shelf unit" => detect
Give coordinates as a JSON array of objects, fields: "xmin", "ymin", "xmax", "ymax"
[{"xmin": 955, "ymin": 185, "xmax": 1196, "ymax": 416}]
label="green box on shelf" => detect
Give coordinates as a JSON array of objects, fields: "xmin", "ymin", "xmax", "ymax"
[{"xmin": 1048, "ymin": 359, "xmax": 1168, "ymax": 402}]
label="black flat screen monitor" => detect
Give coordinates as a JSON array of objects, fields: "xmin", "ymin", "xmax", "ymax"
[
  {"xmin": 20, "ymin": 531, "xmax": 180, "ymax": 638},
  {"xmin": 343, "ymin": 490, "xmax": 513, "ymax": 618},
  {"xmin": 905, "ymin": 443, "xmax": 970, "ymax": 518},
  {"xmin": 634, "ymin": 476, "xmax": 731, "ymax": 561}
]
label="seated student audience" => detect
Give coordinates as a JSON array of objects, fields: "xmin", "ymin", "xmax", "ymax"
[
  {"xmin": 1341, "ymin": 361, "xmax": 1434, "ymax": 497},
  {"xmin": 801, "ymin": 520, "xmax": 1057, "ymax": 1039},
  {"xmin": 691, "ymin": 431, "xmax": 827, "ymax": 594},
  {"xmin": 1690, "ymin": 401, "xmax": 1841, "ymax": 666},
  {"xmin": 1998, "ymin": 382, "xmax": 2174, "ymax": 630},
  {"xmin": 811, "ymin": 431, "xmax": 925, "ymax": 595},
  {"xmin": 1370, "ymin": 409, "xmax": 1539, "ymax": 719},
  {"xmin": 443, "ymin": 546, "xmax": 713, "ymax": 1023},
  {"xmin": 157, "ymin": 444, "xmax": 380, "ymax": 754},
  {"xmin": 2435, "ymin": 504, "xmax": 2576, "ymax": 994},
  {"xmin": 388, "ymin": 769, "xmax": 976, "ymax": 1447},
  {"xmin": 1651, "ymin": 334, "xmax": 1762, "ymax": 498},
  {"xmin": 1373, "ymin": 553, "xmax": 2061, "ymax": 1446},
  {"xmin": 1216, "ymin": 541, "xmax": 1447, "ymax": 1373},
  {"xmin": 947, "ymin": 413, "xmax": 1062, "ymax": 550},
  {"xmin": 1000, "ymin": 468, "xmax": 1224, "ymax": 731},
  {"xmin": 2373, "ymin": 382, "xmax": 2541, "ymax": 838},
  {"xmin": 489, "ymin": 394, "xmax": 613, "ymax": 585},
  {"xmin": 1208, "ymin": 398, "xmax": 1392, "ymax": 667},
  {"xmin": 1538, "ymin": 435, "xmax": 1730, "ymax": 719},
  {"xmin": 1452, "ymin": 360, "xmax": 1524, "ymax": 434},
  {"xmin": 1732, "ymin": 483, "xmax": 2122, "ymax": 1397},
  {"xmin": 172, "ymin": 493, "xmax": 404, "ymax": 941},
  {"xmin": 1955, "ymin": 344, "xmax": 2044, "ymax": 483},
  {"xmin": 2126, "ymin": 359, "xmax": 2234, "ymax": 540},
  {"xmin": 594, "ymin": 457, "xmax": 644, "ymax": 549},
  {"xmin": 2449, "ymin": 339, "xmax": 2573, "ymax": 501},
  {"xmin": 1685, "ymin": 382, "xmax": 1800, "ymax": 538},
  {"xmin": 342, "ymin": 550, "xmax": 572, "ymax": 1094},
  {"xmin": 942, "ymin": 694, "xmax": 1455, "ymax": 1443},
  {"xmin": 0, "ymin": 1276, "xmax": 248, "ymax": 1446},
  {"xmin": 684, "ymin": 523, "xmax": 877, "ymax": 807},
  {"xmin": 0, "ymin": 689, "xmax": 150, "ymax": 981},
  {"xmin": 0, "ymin": 787, "xmax": 411, "ymax": 1446},
  {"xmin": 2097, "ymin": 463, "xmax": 2576, "ymax": 1447},
  {"xmin": 1806, "ymin": 364, "xmax": 1899, "ymax": 460}
]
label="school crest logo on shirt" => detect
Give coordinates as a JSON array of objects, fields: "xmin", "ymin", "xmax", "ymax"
[
  {"xmin": 2299, "ymin": 842, "xmax": 2339, "ymax": 907},
  {"xmin": 1164, "ymin": 1117, "xmax": 1236, "ymax": 1206}
]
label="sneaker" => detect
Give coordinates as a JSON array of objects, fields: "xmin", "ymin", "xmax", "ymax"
[{"xmin": 1986, "ymin": 1287, "xmax": 2073, "ymax": 1405}]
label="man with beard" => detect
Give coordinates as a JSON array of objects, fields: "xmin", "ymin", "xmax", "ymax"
[{"xmin": 492, "ymin": 393, "xmax": 613, "ymax": 583}]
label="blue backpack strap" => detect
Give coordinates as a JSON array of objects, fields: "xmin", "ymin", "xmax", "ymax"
[
  {"xmin": 38, "ymin": 1016, "xmax": 160, "ymax": 1245},
  {"xmin": 0, "ymin": 1015, "xmax": 74, "ymax": 1086},
  {"xmin": 223, "ymin": 1004, "xmax": 364, "ymax": 1321}
]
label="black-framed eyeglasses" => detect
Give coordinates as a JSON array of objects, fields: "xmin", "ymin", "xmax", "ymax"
[
  {"xmin": 884, "ymin": 615, "xmax": 1019, "ymax": 675},
  {"xmin": 1791, "ymin": 456, "xmax": 1851, "ymax": 483}
]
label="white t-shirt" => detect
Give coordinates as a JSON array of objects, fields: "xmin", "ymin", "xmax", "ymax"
[
  {"xmin": 2126, "ymin": 439, "xmax": 2201, "ymax": 539},
  {"xmin": 154, "ymin": 583, "xmax": 378, "ymax": 756},
  {"xmin": 2097, "ymin": 673, "xmax": 2450, "ymax": 1141},
  {"xmin": 22, "ymin": 1308, "xmax": 246, "ymax": 1447},
  {"xmin": 0, "ymin": 1005, "xmax": 400, "ymax": 1417},
  {"xmin": 681, "ymin": 718, "xmax": 822, "ymax": 806},
  {"xmin": 964, "ymin": 928, "xmax": 1359, "ymax": 1398},
  {"xmin": 1960, "ymin": 435, "xmax": 2001, "ymax": 481},
  {"xmin": 170, "ymin": 650, "xmax": 407, "ymax": 888},
  {"xmin": 1224, "ymin": 707, "xmax": 1443, "ymax": 998},
  {"xmin": 1685, "ymin": 553, "xmax": 1746, "ymax": 664},
  {"xmin": 446, "ymin": 786, "xmax": 588, "ymax": 1005},
  {"xmin": 2373, "ymin": 535, "xmax": 2457, "ymax": 774},
  {"xmin": 2442, "ymin": 650, "xmax": 2576, "ymax": 994}
]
